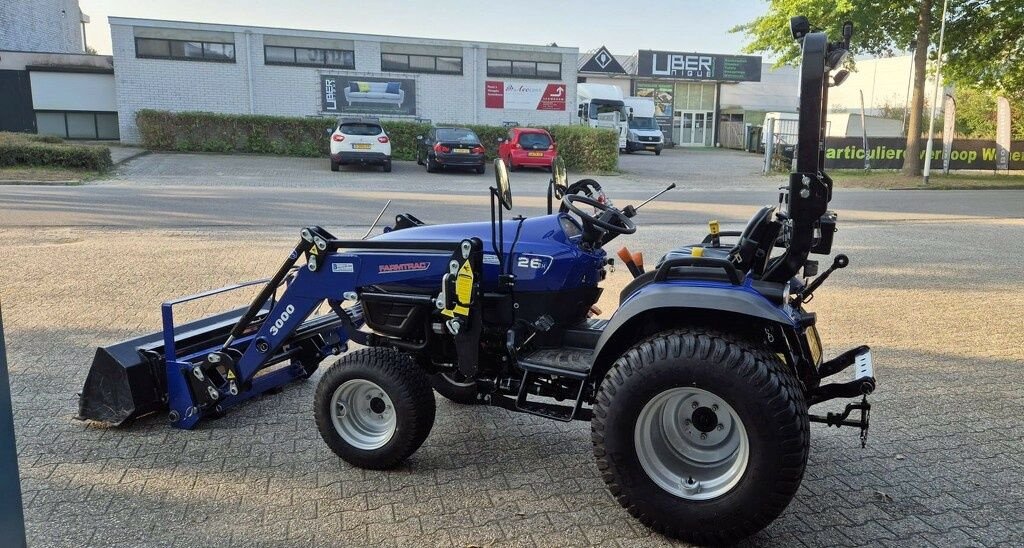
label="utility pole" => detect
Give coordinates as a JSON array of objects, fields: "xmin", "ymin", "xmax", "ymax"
[{"xmin": 923, "ymin": 0, "xmax": 950, "ymax": 184}]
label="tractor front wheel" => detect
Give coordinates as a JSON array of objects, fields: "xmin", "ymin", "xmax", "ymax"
[
  {"xmin": 592, "ymin": 329, "xmax": 809, "ymax": 545},
  {"xmin": 428, "ymin": 371, "xmax": 480, "ymax": 405},
  {"xmin": 314, "ymin": 348, "xmax": 436, "ymax": 469}
]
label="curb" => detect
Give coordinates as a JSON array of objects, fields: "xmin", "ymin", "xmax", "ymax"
[
  {"xmin": 0, "ymin": 180, "xmax": 81, "ymax": 186},
  {"xmin": 112, "ymin": 149, "xmax": 150, "ymax": 167}
]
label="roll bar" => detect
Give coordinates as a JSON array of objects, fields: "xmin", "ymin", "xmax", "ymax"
[{"xmin": 762, "ymin": 21, "xmax": 851, "ymax": 283}]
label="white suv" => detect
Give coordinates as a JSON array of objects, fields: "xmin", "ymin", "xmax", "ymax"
[{"xmin": 329, "ymin": 118, "xmax": 393, "ymax": 172}]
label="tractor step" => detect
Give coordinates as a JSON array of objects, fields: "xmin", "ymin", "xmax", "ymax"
[
  {"xmin": 514, "ymin": 347, "xmax": 593, "ymax": 422},
  {"xmin": 516, "ymin": 347, "xmax": 593, "ymax": 379}
]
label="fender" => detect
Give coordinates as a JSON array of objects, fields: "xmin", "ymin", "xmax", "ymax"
[{"xmin": 589, "ymin": 281, "xmax": 796, "ymax": 380}]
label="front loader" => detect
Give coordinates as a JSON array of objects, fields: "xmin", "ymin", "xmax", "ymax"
[{"xmin": 80, "ymin": 17, "xmax": 876, "ymax": 545}]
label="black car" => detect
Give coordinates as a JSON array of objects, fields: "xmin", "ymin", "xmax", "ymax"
[{"xmin": 415, "ymin": 127, "xmax": 486, "ymax": 174}]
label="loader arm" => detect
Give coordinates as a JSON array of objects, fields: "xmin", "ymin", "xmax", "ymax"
[{"xmin": 79, "ymin": 227, "xmax": 478, "ymax": 430}]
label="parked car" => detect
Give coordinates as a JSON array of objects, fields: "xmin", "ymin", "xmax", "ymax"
[
  {"xmin": 329, "ymin": 118, "xmax": 392, "ymax": 172},
  {"xmin": 416, "ymin": 127, "xmax": 486, "ymax": 174},
  {"xmin": 499, "ymin": 127, "xmax": 556, "ymax": 171}
]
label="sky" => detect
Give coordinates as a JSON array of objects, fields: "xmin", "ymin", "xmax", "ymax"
[{"xmin": 79, "ymin": 0, "xmax": 770, "ymax": 57}]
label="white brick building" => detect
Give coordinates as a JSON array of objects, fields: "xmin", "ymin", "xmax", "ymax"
[
  {"xmin": 0, "ymin": 0, "xmax": 86, "ymax": 54},
  {"xmin": 109, "ymin": 18, "xmax": 579, "ymax": 144}
]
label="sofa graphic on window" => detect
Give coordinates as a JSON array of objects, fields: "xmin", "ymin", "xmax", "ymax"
[{"xmin": 344, "ymin": 81, "xmax": 405, "ymax": 107}]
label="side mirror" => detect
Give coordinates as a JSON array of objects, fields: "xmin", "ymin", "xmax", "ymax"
[
  {"xmin": 577, "ymin": 104, "xmax": 586, "ymax": 119},
  {"xmin": 551, "ymin": 156, "xmax": 568, "ymax": 198},
  {"xmin": 324, "ymin": 128, "xmax": 334, "ymax": 138},
  {"xmin": 842, "ymin": 21, "xmax": 854, "ymax": 44},
  {"xmin": 493, "ymin": 159, "xmax": 512, "ymax": 211}
]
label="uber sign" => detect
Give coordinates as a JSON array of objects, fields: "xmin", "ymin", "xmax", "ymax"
[{"xmin": 636, "ymin": 50, "xmax": 762, "ymax": 82}]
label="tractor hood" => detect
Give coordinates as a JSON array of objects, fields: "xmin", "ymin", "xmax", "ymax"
[{"xmin": 370, "ymin": 214, "xmax": 606, "ymax": 292}]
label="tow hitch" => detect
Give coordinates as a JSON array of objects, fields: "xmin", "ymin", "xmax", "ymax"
[
  {"xmin": 808, "ymin": 345, "xmax": 875, "ymax": 447},
  {"xmin": 809, "ymin": 396, "xmax": 871, "ymax": 448}
]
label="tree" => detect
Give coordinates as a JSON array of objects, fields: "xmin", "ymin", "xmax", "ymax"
[
  {"xmin": 733, "ymin": 1, "xmax": 1023, "ymax": 175},
  {"xmin": 943, "ymin": 1, "xmax": 1024, "ymax": 103}
]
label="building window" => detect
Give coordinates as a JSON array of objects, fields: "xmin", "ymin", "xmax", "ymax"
[
  {"xmin": 135, "ymin": 37, "xmax": 235, "ymax": 62},
  {"xmin": 487, "ymin": 59, "xmax": 561, "ymax": 79},
  {"xmin": 380, "ymin": 53, "xmax": 462, "ymax": 75},
  {"xmin": 35, "ymin": 111, "xmax": 120, "ymax": 140},
  {"xmin": 264, "ymin": 45, "xmax": 355, "ymax": 69}
]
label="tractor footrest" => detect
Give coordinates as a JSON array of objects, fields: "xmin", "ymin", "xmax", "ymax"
[
  {"xmin": 513, "ymin": 350, "xmax": 591, "ymax": 422},
  {"xmin": 516, "ymin": 347, "xmax": 593, "ymax": 380}
]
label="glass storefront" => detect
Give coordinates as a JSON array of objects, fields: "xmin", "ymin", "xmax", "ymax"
[{"xmin": 672, "ymin": 82, "xmax": 716, "ymax": 146}]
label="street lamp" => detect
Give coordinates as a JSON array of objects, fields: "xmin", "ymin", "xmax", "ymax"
[{"xmin": 923, "ymin": 0, "xmax": 950, "ymax": 184}]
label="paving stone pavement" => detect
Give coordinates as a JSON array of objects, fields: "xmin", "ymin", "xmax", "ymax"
[{"xmin": 2, "ymin": 222, "xmax": 1023, "ymax": 547}]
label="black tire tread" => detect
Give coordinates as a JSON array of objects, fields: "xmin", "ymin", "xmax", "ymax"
[{"xmin": 591, "ymin": 328, "xmax": 809, "ymax": 545}]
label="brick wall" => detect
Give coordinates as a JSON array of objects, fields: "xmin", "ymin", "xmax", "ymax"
[
  {"xmin": 111, "ymin": 21, "xmax": 578, "ymax": 144},
  {"xmin": 0, "ymin": 0, "xmax": 84, "ymax": 54}
]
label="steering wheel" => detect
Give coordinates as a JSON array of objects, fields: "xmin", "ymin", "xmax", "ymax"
[
  {"xmin": 559, "ymin": 178, "xmax": 610, "ymax": 213},
  {"xmin": 562, "ymin": 194, "xmax": 636, "ymax": 235}
]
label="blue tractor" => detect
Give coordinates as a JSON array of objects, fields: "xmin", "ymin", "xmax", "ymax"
[{"xmin": 78, "ymin": 18, "xmax": 874, "ymax": 544}]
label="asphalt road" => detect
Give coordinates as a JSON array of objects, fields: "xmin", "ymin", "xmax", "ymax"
[
  {"xmin": 2, "ymin": 148, "xmax": 1023, "ymax": 547},
  {"xmin": 1, "ymin": 149, "xmax": 1022, "ymax": 230}
]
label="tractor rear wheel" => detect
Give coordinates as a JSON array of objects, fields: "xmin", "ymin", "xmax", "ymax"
[
  {"xmin": 428, "ymin": 371, "xmax": 480, "ymax": 405},
  {"xmin": 314, "ymin": 348, "xmax": 435, "ymax": 470},
  {"xmin": 591, "ymin": 329, "xmax": 809, "ymax": 545}
]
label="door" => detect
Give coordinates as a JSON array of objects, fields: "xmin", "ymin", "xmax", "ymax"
[
  {"xmin": 675, "ymin": 110, "xmax": 716, "ymax": 146},
  {"xmin": 0, "ymin": 70, "xmax": 35, "ymax": 133}
]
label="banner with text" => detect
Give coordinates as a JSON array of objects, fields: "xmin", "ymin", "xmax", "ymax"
[
  {"xmin": 825, "ymin": 137, "xmax": 1024, "ymax": 170},
  {"xmin": 485, "ymin": 81, "xmax": 567, "ymax": 111},
  {"xmin": 321, "ymin": 75, "xmax": 416, "ymax": 115}
]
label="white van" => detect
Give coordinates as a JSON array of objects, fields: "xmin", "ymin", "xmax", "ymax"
[{"xmin": 623, "ymin": 97, "xmax": 665, "ymax": 155}]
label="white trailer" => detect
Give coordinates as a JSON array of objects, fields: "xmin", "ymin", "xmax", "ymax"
[
  {"xmin": 576, "ymin": 83, "xmax": 628, "ymax": 151},
  {"xmin": 622, "ymin": 97, "xmax": 665, "ymax": 155}
]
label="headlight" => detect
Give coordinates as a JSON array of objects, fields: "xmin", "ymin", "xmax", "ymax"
[{"xmin": 806, "ymin": 325, "xmax": 823, "ymax": 365}]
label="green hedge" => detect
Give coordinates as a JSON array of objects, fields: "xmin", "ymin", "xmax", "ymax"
[
  {"xmin": 135, "ymin": 110, "xmax": 619, "ymax": 172},
  {"xmin": 0, "ymin": 132, "xmax": 112, "ymax": 171}
]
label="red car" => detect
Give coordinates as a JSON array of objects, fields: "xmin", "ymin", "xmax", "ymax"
[{"xmin": 498, "ymin": 128, "xmax": 556, "ymax": 171}]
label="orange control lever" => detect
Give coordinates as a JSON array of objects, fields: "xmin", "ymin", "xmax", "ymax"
[
  {"xmin": 617, "ymin": 247, "xmax": 642, "ymax": 278},
  {"xmin": 632, "ymin": 252, "xmax": 645, "ymax": 274}
]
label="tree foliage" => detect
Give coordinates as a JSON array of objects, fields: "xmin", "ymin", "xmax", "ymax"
[
  {"xmin": 733, "ymin": 1, "xmax": 1023, "ymax": 173},
  {"xmin": 943, "ymin": 1, "xmax": 1024, "ymax": 101}
]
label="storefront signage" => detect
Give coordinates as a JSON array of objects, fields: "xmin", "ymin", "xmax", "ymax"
[
  {"xmin": 634, "ymin": 82, "xmax": 674, "ymax": 118},
  {"xmin": 321, "ymin": 75, "xmax": 416, "ymax": 115},
  {"xmin": 485, "ymin": 81, "xmax": 566, "ymax": 111},
  {"xmin": 579, "ymin": 46, "xmax": 627, "ymax": 74},
  {"xmin": 825, "ymin": 137, "xmax": 1024, "ymax": 170},
  {"xmin": 636, "ymin": 50, "xmax": 761, "ymax": 82}
]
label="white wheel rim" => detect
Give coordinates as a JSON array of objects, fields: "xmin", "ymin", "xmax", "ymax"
[
  {"xmin": 330, "ymin": 379, "xmax": 396, "ymax": 450},
  {"xmin": 634, "ymin": 387, "xmax": 749, "ymax": 501}
]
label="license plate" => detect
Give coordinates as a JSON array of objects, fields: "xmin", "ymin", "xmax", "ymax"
[
  {"xmin": 854, "ymin": 350, "xmax": 873, "ymax": 380},
  {"xmin": 645, "ymin": 146, "xmax": 657, "ymax": 150},
  {"xmin": 352, "ymin": 143, "xmax": 371, "ymax": 150},
  {"xmin": 528, "ymin": 152, "xmax": 544, "ymax": 157},
  {"xmin": 453, "ymin": 148, "xmax": 470, "ymax": 154}
]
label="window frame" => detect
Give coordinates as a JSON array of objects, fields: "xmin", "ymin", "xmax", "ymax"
[
  {"xmin": 379, "ymin": 52, "xmax": 463, "ymax": 75},
  {"xmin": 134, "ymin": 37, "xmax": 236, "ymax": 63},
  {"xmin": 34, "ymin": 110, "xmax": 120, "ymax": 140},
  {"xmin": 486, "ymin": 58, "xmax": 562, "ymax": 79},
  {"xmin": 263, "ymin": 45, "xmax": 355, "ymax": 69}
]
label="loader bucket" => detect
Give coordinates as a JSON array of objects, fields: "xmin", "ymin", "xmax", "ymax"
[
  {"xmin": 78, "ymin": 336, "xmax": 166, "ymax": 426},
  {"xmin": 78, "ymin": 306, "xmax": 255, "ymax": 426}
]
